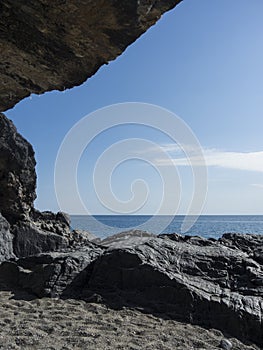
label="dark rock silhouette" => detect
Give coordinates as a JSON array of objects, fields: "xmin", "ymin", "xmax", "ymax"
[
  {"xmin": 0, "ymin": 113, "xmax": 36, "ymax": 224},
  {"xmin": 0, "ymin": 113, "xmax": 73, "ymax": 257}
]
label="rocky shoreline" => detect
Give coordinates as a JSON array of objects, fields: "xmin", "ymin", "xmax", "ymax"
[
  {"xmin": 0, "ymin": 2, "xmax": 262, "ymax": 348},
  {"xmin": 1, "ymin": 228, "xmax": 263, "ymax": 348},
  {"xmin": 0, "ymin": 109, "xmax": 262, "ymax": 350}
]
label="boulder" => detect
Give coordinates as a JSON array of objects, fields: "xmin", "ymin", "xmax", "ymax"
[
  {"xmin": 88, "ymin": 234, "xmax": 263, "ymax": 347},
  {"xmin": 12, "ymin": 220, "xmax": 69, "ymax": 258},
  {"xmin": 0, "ymin": 242, "xmax": 104, "ymax": 297},
  {"xmin": 1, "ymin": 232, "xmax": 262, "ymax": 346}
]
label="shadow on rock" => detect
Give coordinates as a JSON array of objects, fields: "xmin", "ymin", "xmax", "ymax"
[{"xmin": 1, "ymin": 232, "xmax": 261, "ymax": 346}]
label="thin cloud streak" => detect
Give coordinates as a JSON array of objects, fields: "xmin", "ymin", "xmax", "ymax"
[
  {"xmin": 251, "ymin": 183, "xmax": 263, "ymax": 188},
  {"xmin": 154, "ymin": 147, "xmax": 263, "ymax": 173},
  {"xmin": 136, "ymin": 143, "xmax": 199, "ymax": 155}
]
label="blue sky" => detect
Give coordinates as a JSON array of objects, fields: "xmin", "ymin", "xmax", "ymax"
[{"xmin": 6, "ymin": 0, "xmax": 263, "ymax": 215}]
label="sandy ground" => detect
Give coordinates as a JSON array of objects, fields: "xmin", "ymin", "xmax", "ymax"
[{"xmin": 0, "ymin": 284, "xmax": 260, "ymax": 350}]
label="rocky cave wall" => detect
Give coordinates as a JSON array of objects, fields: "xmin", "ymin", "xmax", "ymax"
[{"xmin": 0, "ymin": 0, "xmax": 182, "ymax": 112}]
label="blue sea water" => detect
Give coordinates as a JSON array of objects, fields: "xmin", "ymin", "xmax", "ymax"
[{"xmin": 70, "ymin": 215, "xmax": 263, "ymax": 240}]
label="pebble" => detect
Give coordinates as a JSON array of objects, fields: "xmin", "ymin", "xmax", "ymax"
[{"xmin": 220, "ymin": 339, "xmax": 233, "ymax": 350}]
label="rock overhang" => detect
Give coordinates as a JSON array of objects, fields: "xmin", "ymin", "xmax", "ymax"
[{"xmin": 0, "ymin": 0, "xmax": 182, "ymax": 112}]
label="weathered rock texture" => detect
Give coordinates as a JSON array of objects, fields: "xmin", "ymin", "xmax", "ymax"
[
  {"xmin": 0, "ymin": 113, "xmax": 36, "ymax": 223},
  {"xmin": 10, "ymin": 209, "xmax": 74, "ymax": 258},
  {"xmin": 0, "ymin": 113, "xmax": 74, "ymax": 257},
  {"xmin": 0, "ymin": 0, "xmax": 182, "ymax": 112},
  {"xmin": 0, "ymin": 112, "xmax": 100, "ymax": 259},
  {"xmin": 0, "ymin": 213, "xmax": 14, "ymax": 261},
  {"xmin": 1, "ymin": 232, "xmax": 262, "ymax": 347},
  {"xmin": 12, "ymin": 220, "xmax": 69, "ymax": 258}
]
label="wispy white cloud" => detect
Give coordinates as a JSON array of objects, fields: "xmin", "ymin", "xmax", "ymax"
[
  {"xmin": 251, "ymin": 183, "xmax": 263, "ymax": 188},
  {"xmin": 146, "ymin": 144, "xmax": 263, "ymax": 173},
  {"xmin": 136, "ymin": 143, "xmax": 203, "ymax": 156}
]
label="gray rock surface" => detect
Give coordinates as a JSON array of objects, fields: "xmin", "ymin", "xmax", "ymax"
[
  {"xmin": 88, "ymin": 234, "xmax": 263, "ymax": 347},
  {"xmin": 71, "ymin": 229, "xmax": 101, "ymax": 245},
  {"xmin": 31, "ymin": 209, "xmax": 71, "ymax": 237},
  {"xmin": 100, "ymin": 229, "xmax": 154, "ymax": 248},
  {"xmin": 0, "ymin": 0, "xmax": 182, "ymax": 112},
  {"xmin": 219, "ymin": 233, "xmax": 263, "ymax": 264},
  {"xmin": 0, "ymin": 213, "xmax": 14, "ymax": 262},
  {"xmin": 12, "ymin": 221, "xmax": 69, "ymax": 258},
  {"xmin": 1, "ymin": 232, "xmax": 262, "ymax": 346},
  {"xmin": 0, "ymin": 242, "xmax": 104, "ymax": 298}
]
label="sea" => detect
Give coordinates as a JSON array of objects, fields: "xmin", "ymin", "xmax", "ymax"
[{"xmin": 70, "ymin": 215, "xmax": 263, "ymax": 240}]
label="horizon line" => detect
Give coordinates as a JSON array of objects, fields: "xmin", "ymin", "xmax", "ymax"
[{"xmin": 68, "ymin": 213, "xmax": 263, "ymax": 216}]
